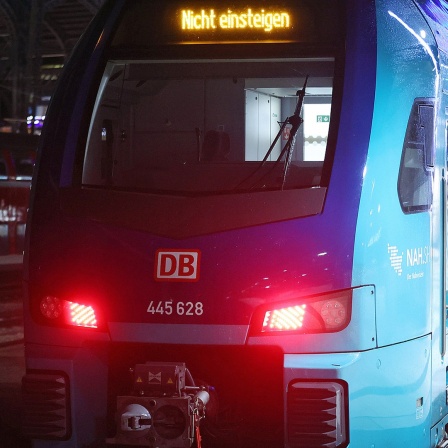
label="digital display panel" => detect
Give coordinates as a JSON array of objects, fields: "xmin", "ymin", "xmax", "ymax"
[
  {"xmin": 180, "ymin": 8, "xmax": 291, "ymax": 33},
  {"xmin": 111, "ymin": 0, "xmax": 342, "ymax": 48},
  {"xmin": 174, "ymin": 4, "xmax": 312, "ymax": 43}
]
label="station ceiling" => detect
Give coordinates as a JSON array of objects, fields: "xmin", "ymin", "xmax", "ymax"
[{"xmin": 0, "ymin": 0, "xmax": 105, "ymax": 121}]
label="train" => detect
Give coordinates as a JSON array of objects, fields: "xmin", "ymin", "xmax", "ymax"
[
  {"xmin": 20, "ymin": 0, "xmax": 448, "ymax": 447},
  {"xmin": 0, "ymin": 133, "xmax": 37, "ymax": 264}
]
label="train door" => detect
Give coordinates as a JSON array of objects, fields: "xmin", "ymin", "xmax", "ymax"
[
  {"xmin": 442, "ymin": 108, "xmax": 448, "ymax": 358},
  {"xmin": 439, "ymin": 111, "xmax": 448, "ymax": 444},
  {"xmin": 433, "ymin": 101, "xmax": 448, "ymax": 445},
  {"xmin": 445, "ymin": 117, "xmax": 448, "ymax": 356}
]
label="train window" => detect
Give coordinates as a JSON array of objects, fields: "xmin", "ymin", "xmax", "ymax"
[
  {"xmin": 0, "ymin": 160, "xmax": 7, "ymax": 180},
  {"xmin": 398, "ymin": 98, "xmax": 435, "ymax": 213},
  {"xmin": 15, "ymin": 158, "xmax": 34, "ymax": 180},
  {"xmin": 82, "ymin": 59, "xmax": 335, "ymax": 196}
]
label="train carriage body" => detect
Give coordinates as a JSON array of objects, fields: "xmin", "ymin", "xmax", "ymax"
[{"xmin": 21, "ymin": 1, "xmax": 448, "ymax": 447}]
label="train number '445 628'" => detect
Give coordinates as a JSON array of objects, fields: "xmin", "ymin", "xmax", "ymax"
[{"xmin": 147, "ymin": 300, "xmax": 204, "ymax": 316}]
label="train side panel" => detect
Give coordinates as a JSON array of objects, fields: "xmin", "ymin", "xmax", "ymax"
[{"xmin": 353, "ymin": 0, "xmax": 448, "ymax": 442}]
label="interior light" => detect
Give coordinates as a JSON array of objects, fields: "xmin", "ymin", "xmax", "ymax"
[
  {"xmin": 259, "ymin": 290, "xmax": 352, "ymax": 334},
  {"xmin": 39, "ymin": 296, "xmax": 98, "ymax": 329}
]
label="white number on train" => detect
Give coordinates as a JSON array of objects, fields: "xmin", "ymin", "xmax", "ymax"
[{"xmin": 147, "ymin": 301, "xmax": 204, "ymax": 316}]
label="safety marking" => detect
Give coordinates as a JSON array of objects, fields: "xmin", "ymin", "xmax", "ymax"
[{"xmin": 148, "ymin": 372, "xmax": 162, "ymax": 384}]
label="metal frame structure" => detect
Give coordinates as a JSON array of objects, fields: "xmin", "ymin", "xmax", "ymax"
[{"xmin": 0, "ymin": 0, "xmax": 104, "ymax": 130}]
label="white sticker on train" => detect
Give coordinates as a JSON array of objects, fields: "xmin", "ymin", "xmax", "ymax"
[
  {"xmin": 155, "ymin": 250, "xmax": 201, "ymax": 282},
  {"xmin": 388, "ymin": 244, "xmax": 430, "ymax": 280}
]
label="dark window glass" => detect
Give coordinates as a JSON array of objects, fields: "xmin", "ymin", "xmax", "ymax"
[
  {"xmin": 13, "ymin": 157, "xmax": 34, "ymax": 180},
  {"xmin": 82, "ymin": 59, "xmax": 335, "ymax": 196},
  {"xmin": 398, "ymin": 98, "xmax": 434, "ymax": 213},
  {"xmin": 0, "ymin": 160, "xmax": 7, "ymax": 179}
]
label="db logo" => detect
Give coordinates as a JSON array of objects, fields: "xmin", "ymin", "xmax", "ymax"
[{"xmin": 155, "ymin": 250, "xmax": 201, "ymax": 282}]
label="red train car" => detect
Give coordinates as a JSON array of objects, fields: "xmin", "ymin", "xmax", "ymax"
[{"xmin": 0, "ymin": 133, "xmax": 38, "ymax": 265}]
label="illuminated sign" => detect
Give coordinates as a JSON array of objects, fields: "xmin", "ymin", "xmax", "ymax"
[
  {"xmin": 180, "ymin": 8, "xmax": 291, "ymax": 33},
  {"xmin": 110, "ymin": 2, "xmax": 343, "ymax": 49}
]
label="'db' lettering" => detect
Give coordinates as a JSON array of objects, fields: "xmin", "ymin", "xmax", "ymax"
[
  {"xmin": 179, "ymin": 254, "xmax": 195, "ymax": 276},
  {"xmin": 160, "ymin": 254, "xmax": 177, "ymax": 276},
  {"xmin": 155, "ymin": 250, "xmax": 201, "ymax": 282}
]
